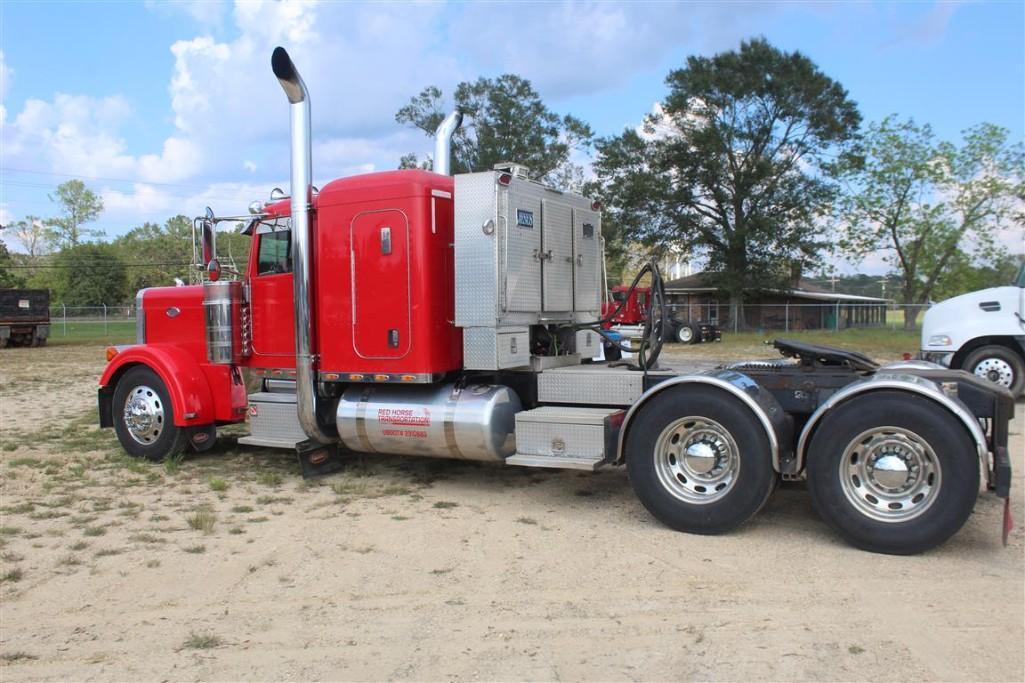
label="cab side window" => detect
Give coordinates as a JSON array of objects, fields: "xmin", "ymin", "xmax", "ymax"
[{"xmin": 257, "ymin": 230, "xmax": 292, "ymax": 275}]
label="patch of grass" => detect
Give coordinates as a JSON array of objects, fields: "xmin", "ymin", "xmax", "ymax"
[
  {"xmin": 182, "ymin": 632, "xmax": 222, "ymax": 649},
  {"xmin": 7, "ymin": 457, "xmax": 42, "ymax": 468},
  {"xmin": 352, "ymin": 545, "xmax": 375, "ymax": 554},
  {"xmin": 182, "ymin": 544, "xmax": 206, "ymax": 554},
  {"xmin": 2, "ymin": 502, "xmax": 35, "ymax": 515},
  {"xmin": 163, "ymin": 453, "xmax": 184, "ymax": 476},
  {"xmin": 330, "ymin": 479, "xmax": 367, "ymax": 497},
  {"xmin": 69, "ymin": 540, "xmax": 90, "ymax": 551},
  {"xmin": 207, "ymin": 477, "xmax": 228, "ymax": 492},
  {"xmin": 0, "ymin": 651, "xmax": 38, "ymax": 662},
  {"xmin": 149, "ymin": 514, "xmax": 170, "ymax": 522},
  {"xmin": 848, "ymin": 645, "xmax": 865, "ymax": 655},
  {"xmin": 185, "ymin": 510, "xmax": 216, "ymax": 534},
  {"xmin": 129, "ymin": 533, "xmax": 166, "ymax": 545},
  {"xmin": 57, "ymin": 554, "xmax": 82, "ymax": 567},
  {"xmin": 1, "ymin": 568, "xmax": 24, "ymax": 583},
  {"xmin": 228, "ymin": 526, "xmax": 244, "ymax": 535},
  {"xmin": 0, "ymin": 526, "xmax": 22, "ymax": 537},
  {"xmin": 95, "ymin": 548, "xmax": 123, "ymax": 558},
  {"xmin": 516, "ymin": 517, "xmax": 538, "ymax": 525},
  {"xmin": 1, "ymin": 551, "xmax": 24, "ymax": 562},
  {"xmin": 390, "ymin": 515, "xmax": 410, "ymax": 521},
  {"xmin": 432, "ymin": 501, "xmax": 458, "ymax": 509},
  {"xmin": 430, "ymin": 567, "xmax": 454, "ymax": 575},
  {"xmin": 255, "ymin": 495, "xmax": 293, "ymax": 506},
  {"xmin": 230, "ymin": 505, "xmax": 254, "ymax": 514},
  {"xmin": 82, "ymin": 526, "xmax": 106, "ymax": 537},
  {"xmin": 146, "ymin": 559, "xmax": 161, "ymax": 568},
  {"xmin": 257, "ymin": 472, "xmax": 283, "ymax": 488},
  {"xmin": 246, "ymin": 516, "xmax": 269, "ymax": 524}
]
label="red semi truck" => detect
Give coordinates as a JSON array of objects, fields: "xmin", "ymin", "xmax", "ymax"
[
  {"xmin": 603, "ymin": 284, "xmax": 721, "ymax": 345},
  {"xmin": 97, "ymin": 48, "xmax": 1014, "ymax": 554}
]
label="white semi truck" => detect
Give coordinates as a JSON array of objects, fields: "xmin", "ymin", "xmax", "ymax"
[{"xmin": 920, "ymin": 263, "xmax": 1025, "ymax": 397}]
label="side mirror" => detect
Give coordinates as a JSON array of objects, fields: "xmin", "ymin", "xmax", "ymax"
[
  {"xmin": 207, "ymin": 259, "xmax": 222, "ymax": 282},
  {"xmin": 201, "ymin": 219, "xmax": 216, "ymax": 266}
]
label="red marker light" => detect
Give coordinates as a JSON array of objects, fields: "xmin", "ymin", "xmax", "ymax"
[{"xmin": 497, "ymin": 173, "xmax": 512, "ymax": 186}]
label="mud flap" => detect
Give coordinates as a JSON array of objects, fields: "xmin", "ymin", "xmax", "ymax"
[
  {"xmin": 1003, "ymin": 498, "xmax": 1014, "ymax": 547},
  {"xmin": 296, "ymin": 440, "xmax": 345, "ymax": 478}
]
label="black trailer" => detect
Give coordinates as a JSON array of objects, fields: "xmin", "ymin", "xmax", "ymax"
[{"xmin": 0, "ymin": 289, "xmax": 50, "ymax": 348}]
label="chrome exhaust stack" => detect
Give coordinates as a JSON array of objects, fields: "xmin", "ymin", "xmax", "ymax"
[
  {"xmin": 271, "ymin": 46, "xmax": 333, "ymax": 444},
  {"xmin": 433, "ymin": 110, "xmax": 463, "ymax": 176}
]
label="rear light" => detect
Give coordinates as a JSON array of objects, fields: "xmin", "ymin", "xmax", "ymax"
[
  {"xmin": 591, "ymin": 200, "xmax": 602, "ymax": 211},
  {"xmin": 105, "ymin": 346, "xmax": 118, "ymax": 362},
  {"xmin": 497, "ymin": 173, "xmax": 512, "ymax": 186}
]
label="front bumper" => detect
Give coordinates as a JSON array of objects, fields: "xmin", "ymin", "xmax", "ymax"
[{"xmin": 919, "ymin": 350, "xmax": 954, "ymax": 367}]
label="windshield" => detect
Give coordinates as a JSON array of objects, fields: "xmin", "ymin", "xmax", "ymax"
[{"xmin": 1015, "ymin": 262, "xmax": 1025, "ymax": 288}]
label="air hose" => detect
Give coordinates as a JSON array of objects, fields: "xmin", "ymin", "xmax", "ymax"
[{"xmin": 561, "ymin": 258, "xmax": 667, "ymax": 371}]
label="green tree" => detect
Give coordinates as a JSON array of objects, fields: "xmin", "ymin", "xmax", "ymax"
[
  {"xmin": 0, "ymin": 242, "xmax": 25, "ymax": 288},
  {"xmin": 837, "ymin": 117, "xmax": 1024, "ymax": 328},
  {"xmin": 930, "ymin": 252, "xmax": 1023, "ymax": 301},
  {"xmin": 52, "ymin": 243, "xmax": 127, "ymax": 306},
  {"xmin": 44, "ymin": 180, "xmax": 104, "ymax": 248},
  {"xmin": 113, "ymin": 216, "xmax": 195, "ymax": 292},
  {"xmin": 592, "ymin": 38, "xmax": 860, "ymax": 326},
  {"xmin": 396, "ymin": 75, "xmax": 593, "ymax": 186}
]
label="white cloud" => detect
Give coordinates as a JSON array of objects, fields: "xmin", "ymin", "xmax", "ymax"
[{"xmin": 0, "ymin": 0, "xmax": 782, "ymax": 236}]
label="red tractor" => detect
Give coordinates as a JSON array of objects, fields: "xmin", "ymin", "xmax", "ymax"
[
  {"xmin": 603, "ymin": 284, "xmax": 721, "ymax": 345},
  {"xmin": 95, "ymin": 48, "xmax": 1014, "ymax": 555}
]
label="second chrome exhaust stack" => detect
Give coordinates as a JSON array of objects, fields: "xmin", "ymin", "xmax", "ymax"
[
  {"xmin": 433, "ymin": 110, "xmax": 463, "ymax": 176},
  {"xmin": 271, "ymin": 47, "xmax": 333, "ymax": 445}
]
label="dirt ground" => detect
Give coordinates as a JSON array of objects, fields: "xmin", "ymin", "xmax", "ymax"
[{"xmin": 0, "ymin": 344, "xmax": 1022, "ymax": 682}]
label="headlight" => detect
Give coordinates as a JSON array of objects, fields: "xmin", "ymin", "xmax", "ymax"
[{"xmin": 928, "ymin": 335, "xmax": 952, "ymax": 347}]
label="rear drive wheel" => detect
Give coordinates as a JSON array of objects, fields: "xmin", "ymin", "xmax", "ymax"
[
  {"xmin": 962, "ymin": 345, "xmax": 1024, "ymax": 396},
  {"xmin": 806, "ymin": 391, "xmax": 979, "ymax": 555},
  {"xmin": 112, "ymin": 366, "xmax": 188, "ymax": 462},
  {"xmin": 626, "ymin": 385, "xmax": 776, "ymax": 534},
  {"xmin": 675, "ymin": 324, "xmax": 696, "ymax": 344}
]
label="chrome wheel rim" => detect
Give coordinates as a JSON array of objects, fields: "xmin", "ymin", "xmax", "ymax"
[
  {"xmin": 654, "ymin": 416, "xmax": 739, "ymax": 504},
  {"xmin": 972, "ymin": 358, "xmax": 1014, "ymax": 388},
  {"xmin": 678, "ymin": 327, "xmax": 693, "ymax": 343},
  {"xmin": 123, "ymin": 385, "xmax": 165, "ymax": 445},
  {"xmin": 839, "ymin": 427, "xmax": 941, "ymax": 523}
]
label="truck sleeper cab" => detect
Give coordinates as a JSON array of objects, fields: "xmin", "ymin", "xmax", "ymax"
[{"xmin": 97, "ymin": 47, "xmax": 1014, "ymax": 556}]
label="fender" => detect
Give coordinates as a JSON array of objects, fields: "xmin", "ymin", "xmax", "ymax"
[
  {"xmin": 99, "ymin": 344, "xmax": 215, "ymax": 427},
  {"xmin": 795, "ymin": 371, "xmax": 989, "ymax": 477},
  {"xmin": 615, "ymin": 370, "xmax": 788, "ymax": 471}
]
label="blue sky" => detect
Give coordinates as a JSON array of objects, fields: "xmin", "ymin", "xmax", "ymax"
[{"xmin": 1, "ymin": 0, "xmax": 1022, "ymax": 268}]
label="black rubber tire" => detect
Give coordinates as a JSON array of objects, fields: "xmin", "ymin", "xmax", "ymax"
[
  {"xmin": 625, "ymin": 385, "xmax": 776, "ymax": 534},
  {"xmin": 112, "ymin": 366, "xmax": 188, "ymax": 462},
  {"xmin": 675, "ymin": 324, "xmax": 697, "ymax": 345},
  {"xmin": 961, "ymin": 345, "xmax": 1025, "ymax": 397},
  {"xmin": 806, "ymin": 391, "xmax": 979, "ymax": 555}
]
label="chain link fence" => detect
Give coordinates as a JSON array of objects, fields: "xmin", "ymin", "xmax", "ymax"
[
  {"xmin": 48, "ymin": 305, "xmax": 137, "ymax": 337},
  {"xmin": 45, "ymin": 302, "xmax": 933, "ymax": 338},
  {"xmin": 668, "ymin": 302, "xmax": 931, "ymax": 333}
]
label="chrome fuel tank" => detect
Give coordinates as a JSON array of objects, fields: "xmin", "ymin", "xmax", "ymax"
[{"xmin": 336, "ymin": 383, "xmax": 521, "ymax": 462}]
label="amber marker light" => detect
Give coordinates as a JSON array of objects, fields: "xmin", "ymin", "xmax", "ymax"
[
  {"xmin": 373, "ymin": 374, "xmax": 390, "ymax": 382},
  {"xmin": 400, "ymin": 375, "xmax": 417, "ymax": 382},
  {"xmin": 105, "ymin": 346, "xmax": 119, "ymax": 362},
  {"xmin": 323, "ymin": 373, "xmax": 340, "ymax": 381},
  {"xmin": 349, "ymin": 374, "xmax": 364, "ymax": 381}
]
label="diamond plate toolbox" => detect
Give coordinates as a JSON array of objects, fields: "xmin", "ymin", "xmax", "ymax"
[{"xmin": 514, "ymin": 406, "xmax": 624, "ymax": 463}]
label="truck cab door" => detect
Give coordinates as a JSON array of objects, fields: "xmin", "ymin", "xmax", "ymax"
[{"xmin": 248, "ymin": 229, "xmax": 296, "ymax": 359}]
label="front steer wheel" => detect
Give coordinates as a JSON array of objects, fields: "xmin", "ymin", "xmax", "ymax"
[
  {"xmin": 806, "ymin": 391, "xmax": 979, "ymax": 555},
  {"xmin": 626, "ymin": 385, "xmax": 776, "ymax": 534},
  {"xmin": 962, "ymin": 345, "xmax": 1025, "ymax": 396},
  {"xmin": 112, "ymin": 366, "xmax": 189, "ymax": 462}
]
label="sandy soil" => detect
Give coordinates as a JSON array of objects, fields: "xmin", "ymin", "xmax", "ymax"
[{"xmin": 0, "ymin": 345, "xmax": 1022, "ymax": 681}]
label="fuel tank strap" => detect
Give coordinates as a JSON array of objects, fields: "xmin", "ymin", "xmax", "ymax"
[
  {"xmin": 443, "ymin": 387, "xmax": 465, "ymax": 459},
  {"xmin": 354, "ymin": 387, "xmax": 375, "ymax": 453}
]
